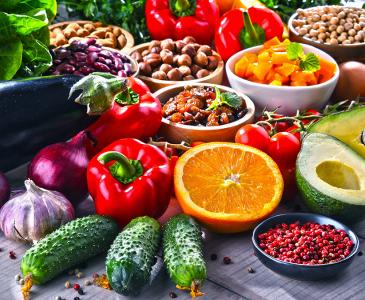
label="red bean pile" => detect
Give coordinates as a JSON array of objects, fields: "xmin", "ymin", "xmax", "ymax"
[
  {"xmin": 258, "ymin": 222, "xmax": 354, "ymax": 265},
  {"xmin": 49, "ymin": 38, "xmax": 134, "ymax": 77}
]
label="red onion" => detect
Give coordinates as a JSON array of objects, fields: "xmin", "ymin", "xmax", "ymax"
[
  {"xmin": 0, "ymin": 179, "xmax": 75, "ymax": 243},
  {"xmin": 0, "ymin": 172, "xmax": 10, "ymax": 207},
  {"xmin": 28, "ymin": 131, "xmax": 89, "ymax": 204}
]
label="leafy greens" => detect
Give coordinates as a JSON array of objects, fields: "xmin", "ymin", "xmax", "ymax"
[{"xmin": 0, "ymin": 0, "xmax": 56, "ymax": 80}]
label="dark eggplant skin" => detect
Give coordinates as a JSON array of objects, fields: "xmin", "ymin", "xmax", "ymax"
[{"xmin": 0, "ymin": 75, "xmax": 95, "ymax": 171}]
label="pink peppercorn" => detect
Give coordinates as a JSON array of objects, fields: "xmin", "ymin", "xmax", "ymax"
[{"xmin": 258, "ymin": 222, "xmax": 354, "ymax": 265}]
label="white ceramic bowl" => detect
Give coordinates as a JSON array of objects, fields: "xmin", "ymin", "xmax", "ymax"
[
  {"xmin": 154, "ymin": 83, "xmax": 255, "ymax": 143},
  {"xmin": 226, "ymin": 44, "xmax": 339, "ymax": 115}
]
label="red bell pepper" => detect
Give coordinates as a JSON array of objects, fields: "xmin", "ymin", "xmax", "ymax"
[
  {"xmin": 215, "ymin": 7, "xmax": 284, "ymax": 61},
  {"xmin": 87, "ymin": 138, "xmax": 172, "ymax": 227},
  {"xmin": 145, "ymin": 0, "xmax": 220, "ymax": 45},
  {"xmin": 70, "ymin": 73, "xmax": 162, "ymax": 157}
]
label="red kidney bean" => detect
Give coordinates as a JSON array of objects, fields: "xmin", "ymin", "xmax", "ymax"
[
  {"xmin": 97, "ymin": 56, "xmax": 107, "ymax": 64},
  {"xmin": 79, "ymin": 66, "xmax": 94, "ymax": 75},
  {"xmin": 57, "ymin": 64, "xmax": 75, "ymax": 73},
  {"xmin": 73, "ymin": 71, "xmax": 84, "ymax": 76},
  {"xmin": 68, "ymin": 58, "xmax": 76, "ymax": 66},
  {"xmin": 99, "ymin": 50, "xmax": 112, "ymax": 58},
  {"xmin": 74, "ymin": 52, "xmax": 87, "ymax": 62},
  {"xmin": 94, "ymin": 62, "xmax": 110, "ymax": 72},
  {"xmin": 86, "ymin": 38, "xmax": 96, "ymax": 45},
  {"xmin": 114, "ymin": 57, "xmax": 123, "ymax": 69},
  {"xmin": 87, "ymin": 45, "xmax": 101, "ymax": 52},
  {"xmin": 104, "ymin": 59, "xmax": 112, "ymax": 66},
  {"xmin": 86, "ymin": 52, "xmax": 98, "ymax": 65},
  {"xmin": 118, "ymin": 70, "xmax": 127, "ymax": 77},
  {"xmin": 110, "ymin": 69, "xmax": 118, "ymax": 75}
]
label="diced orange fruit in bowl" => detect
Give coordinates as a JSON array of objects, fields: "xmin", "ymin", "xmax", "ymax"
[{"xmin": 174, "ymin": 143, "xmax": 284, "ymax": 233}]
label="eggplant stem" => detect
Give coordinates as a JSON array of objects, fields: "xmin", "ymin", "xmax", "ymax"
[{"xmin": 21, "ymin": 275, "xmax": 33, "ymax": 300}]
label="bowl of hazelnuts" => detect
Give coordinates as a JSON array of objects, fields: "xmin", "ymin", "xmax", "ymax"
[
  {"xmin": 128, "ymin": 36, "xmax": 224, "ymax": 92},
  {"xmin": 288, "ymin": 6, "xmax": 365, "ymax": 63}
]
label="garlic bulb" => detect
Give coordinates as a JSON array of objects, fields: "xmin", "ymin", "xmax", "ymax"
[{"xmin": 0, "ymin": 179, "xmax": 75, "ymax": 243}]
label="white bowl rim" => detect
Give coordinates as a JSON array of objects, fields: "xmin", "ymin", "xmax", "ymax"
[
  {"xmin": 226, "ymin": 43, "xmax": 340, "ymax": 91},
  {"xmin": 288, "ymin": 8, "xmax": 365, "ymax": 48},
  {"xmin": 153, "ymin": 82, "xmax": 255, "ymax": 131}
]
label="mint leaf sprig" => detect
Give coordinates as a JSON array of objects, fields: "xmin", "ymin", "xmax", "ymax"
[
  {"xmin": 207, "ymin": 87, "xmax": 243, "ymax": 111},
  {"xmin": 286, "ymin": 42, "xmax": 320, "ymax": 72}
]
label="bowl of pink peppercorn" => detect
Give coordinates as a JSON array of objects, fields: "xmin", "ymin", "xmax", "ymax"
[{"xmin": 252, "ymin": 213, "xmax": 359, "ymax": 280}]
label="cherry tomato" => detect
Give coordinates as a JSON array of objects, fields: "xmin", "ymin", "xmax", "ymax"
[
  {"xmin": 191, "ymin": 141, "xmax": 205, "ymax": 147},
  {"xmin": 257, "ymin": 113, "xmax": 290, "ymax": 133},
  {"xmin": 158, "ymin": 145, "xmax": 177, "ymax": 158},
  {"xmin": 269, "ymin": 132, "xmax": 301, "ymax": 164},
  {"xmin": 305, "ymin": 109, "xmax": 321, "ymax": 116},
  {"xmin": 235, "ymin": 124, "xmax": 271, "ymax": 153},
  {"xmin": 286, "ymin": 125, "xmax": 301, "ymax": 141}
]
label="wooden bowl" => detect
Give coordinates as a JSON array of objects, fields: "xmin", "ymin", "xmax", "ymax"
[
  {"xmin": 288, "ymin": 13, "xmax": 365, "ymax": 63},
  {"xmin": 154, "ymin": 83, "xmax": 255, "ymax": 143},
  {"xmin": 127, "ymin": 43, "xmax": 224, "ymax": 92},
  {"xmin": 49, "ymin": 20, "xmax": 135, "ymax": 51}
]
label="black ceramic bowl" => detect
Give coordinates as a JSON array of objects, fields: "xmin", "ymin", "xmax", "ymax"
[{"xmin": 252, "ymin": 213, "xmax": 359, "ymax": 281}]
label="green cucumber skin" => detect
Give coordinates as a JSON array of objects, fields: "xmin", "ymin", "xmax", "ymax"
[
  {"xmin": 21, "ymin": 215, "xmax": 119, "ymax": 285},
  {"xmin": 163, "ymin": 214, "xmax": 206, "ymax": 289},
  {"xmin": 106, "ymin": 216, "xmax": 161, "ymax": 296}
]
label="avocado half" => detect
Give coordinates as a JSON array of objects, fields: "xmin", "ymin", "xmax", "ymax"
[
  {"xmin": 309, "ymin": 106, "xmax": 365, "ymax": 158},
  {"xmin": 296, "ymin": 133, "xmax": 365, "ymax": 222}
]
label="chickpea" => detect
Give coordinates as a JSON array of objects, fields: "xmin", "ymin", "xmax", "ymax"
[
  {"xmin": 338, "ymin": 11, "xmax": 346, "ymax": 19},
  {"xmin": 309, "ymin": 29, "xmax": 318, "ymax": 37},
  {"xmin": 298, "ymin": 27, "xmax": 308, "ymax": 35},
  {"xmin": 336, "ymin": 25, "xmax": 344, "ymax": 34},
  {"xmin": 348, "ymin": 36, "xmax": 355, "ymax": 43},
  {"xmin": 312, "ymin": 14, "xmax": 320, "ymax": 22},
  {"xmin": 342, "ymin": 40, "xmax": 351, "ymax": 45},
  {"xmin": 344, "ymin": 23, "xmax": 353, "ymax": 31},
  {"xmin": 313, "ymin": 23, "xmax": 320, "ymax": 30},
  {"xmin": 329, "ymin": 17, "xmax": 339, "ymax": 25},
  {"xmin": 318, "ymin": 26, "xmax": 327, "ymax": 33},
  {"xmin": 329, "ymin": 38, "xmax": 338, "ymax": 45},
  {"xmin": 339, "ymin": 19, "xmax": 346, "ymax": 25},
  {"xmin": 321, "ymin": 14, "xmax": 328, "ymax": 21},
  {"xmin": 348, "ymin": 29, "xmax": 356, "ymax": 36},
  {"xmin": 329, "ymin": 24, "xmax": 337, "ymax": 32},
  {"xmin": 318, "ymin": 32, "xmax": 326, "ymax": 40},
  {"xmin": 337, "ymin": 35, "xmax": 346, "ymax": 43},
  {"xmin": 330, "ymin": 31, "xmax": 337, "ymax": 38},
  {"xmin": 354, "ymin": 23, "xmax": 361, "ymax": 31}
]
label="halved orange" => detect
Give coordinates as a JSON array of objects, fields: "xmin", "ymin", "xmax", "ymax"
[{"xmin": 174, "ymin": 143, "xmax": 284, "ymax": 233}]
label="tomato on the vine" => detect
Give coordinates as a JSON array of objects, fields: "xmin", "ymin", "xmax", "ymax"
[
  {"xmin": 257, "ymin": 114, "xmax": 290, "ymax": 133},
  {"xmin": 235, "ymin": 124, "xmax": 271, "ymax": 153},
  {"xmin": 269, "ymin": 132, "xmax": 301, "ymax": 164},
  {"xmin": 286, "ymin": 125, "xmax": 301, "ymax": 141}
]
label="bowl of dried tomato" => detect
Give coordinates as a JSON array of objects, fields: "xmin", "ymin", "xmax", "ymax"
[
  {"xmin": 153, "ymin": 83, "xmax": 255, "ymax": 143},
  {"xmin": 252, "ymin": 213, "xmax": 359, "ymax": 280}
]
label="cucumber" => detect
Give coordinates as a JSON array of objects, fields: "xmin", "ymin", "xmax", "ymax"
[
  {"xmin": 106, "ymin": 216, "xmax": 161, "ymax": 296},
  {"xmin": 163, "ymin": 214, "xmax": 206, "ymax": 293},
  {"xmin": 21, "ymin": 215, "xmax": 119, "ymax": 285}
]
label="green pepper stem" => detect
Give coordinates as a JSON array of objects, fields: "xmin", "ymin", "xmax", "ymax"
[
  {"xmin": 98, "ymin": 151, "xmax": 136, "ymax": 180},
  {"xmin": 243, "ymin": 12, "xmax": 260, "ymax": 45},
  {"xmin": 169, "ymin": 0, "xmax": 196, "ymax": 17}
]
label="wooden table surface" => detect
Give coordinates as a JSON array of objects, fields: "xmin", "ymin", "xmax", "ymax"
[{"xmin": 1, "ymin": 165, "xmax": 365, "ymax": 300}]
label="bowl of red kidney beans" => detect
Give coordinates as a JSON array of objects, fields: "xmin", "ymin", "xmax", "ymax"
[
  {"xmin": 252, "ymin": 213, "xmax": 359, "ymax": 280},
  {"xmin": 49, "ymin": 38, "xmax": 138, "ymax": 77}
]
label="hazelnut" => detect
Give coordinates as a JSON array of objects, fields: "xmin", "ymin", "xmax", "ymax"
[
  {"xmin": 138, "ymin": 62, "xmax": 152, "ymax": 76},
  {"xmin": 142, "ymin": 49, "xmax": 150, "ymax": 57},
  {"xmin": 152, "ymin": 70, "xmax": 167, "ymax": 80},
  {"xmin": 181, "ymin": 44, "xmax": 196, "ymax": 57},
  {"xmin": 178, "ymin": 65, "xmax": 191, "ymax": 77},
  {"xmin": 196, "ymin": 69, "xmax": 210, "ymax": 78},
  {"xmin": 173, "ymin": 55, "xmax": 179, "ymax": 66},
  {"xmin": 160, "ymin": 49, "xmax": 174, "ymax": 64},
  {"xmin": 177, "ymin": 54, "xmax": 192, "ymax": 66},
  {"xmin": 131, "ymin": 52, "xmax": 142, "ymax": 63},
  {"xmin": 198, "ymin": 45, "xmax": 212, "ymax": 56},
  {"xmin": 148, "ymin": 40, "xmax": 161, "ymax": 50},
  {"xmin": 145, "ymin": 53, "xmax": 161, "ymax": 68},
  {"xmin": 192, "ymin": 43, "xmax": 201, "ymax": 51},
  {"xmin": 161, "ymin": 38, "xmax": 175, "ymax": 51},
  {"xmin": 183, "ymin": 75, "xmax": 195, "ymax": 81},
  {"xmin": 194, "ymin": 52, "xmax": 208, "ymax": 67},
  {"xmin": 160, "ymin": 63, "xmax": 173, "ymax": 73},
  {"xmin": 207, "ymin": 56, "xmax": 219, "ymax": 70},
  {"xmin": 167, "ymin": 68, "xmax": 183, "ymax": 81},
  {"xmin": 150, "ymin": 46, "xmax": 161, "ymax": 54},
  {"xmin": 175, "ymin": 40, "xmax": 187, "ymax": 53},
  {"xmin": 183, "ymin": 36, "xmax": 196, "ymax": 44},
  {"xmin": 191, "ymin": 64, "xmax": 202, "ymax": 75}
]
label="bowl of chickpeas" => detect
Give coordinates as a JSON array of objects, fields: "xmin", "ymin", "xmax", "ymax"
[{"xmin": 288, "ymin": 6, "xmax": 365, "ymax": 63}]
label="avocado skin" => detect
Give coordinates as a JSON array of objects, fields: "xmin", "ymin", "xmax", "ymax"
[
  {"xmin": 106, "ymin": 216, "xmax": 161, "ymax": 296},
  {"xmin": 21, "ymin": 215, "xmax": 119, "ymax": 285},
  {"xmin": 296, "ymin": 169, "xmax": 365, "ymax": 223}
]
